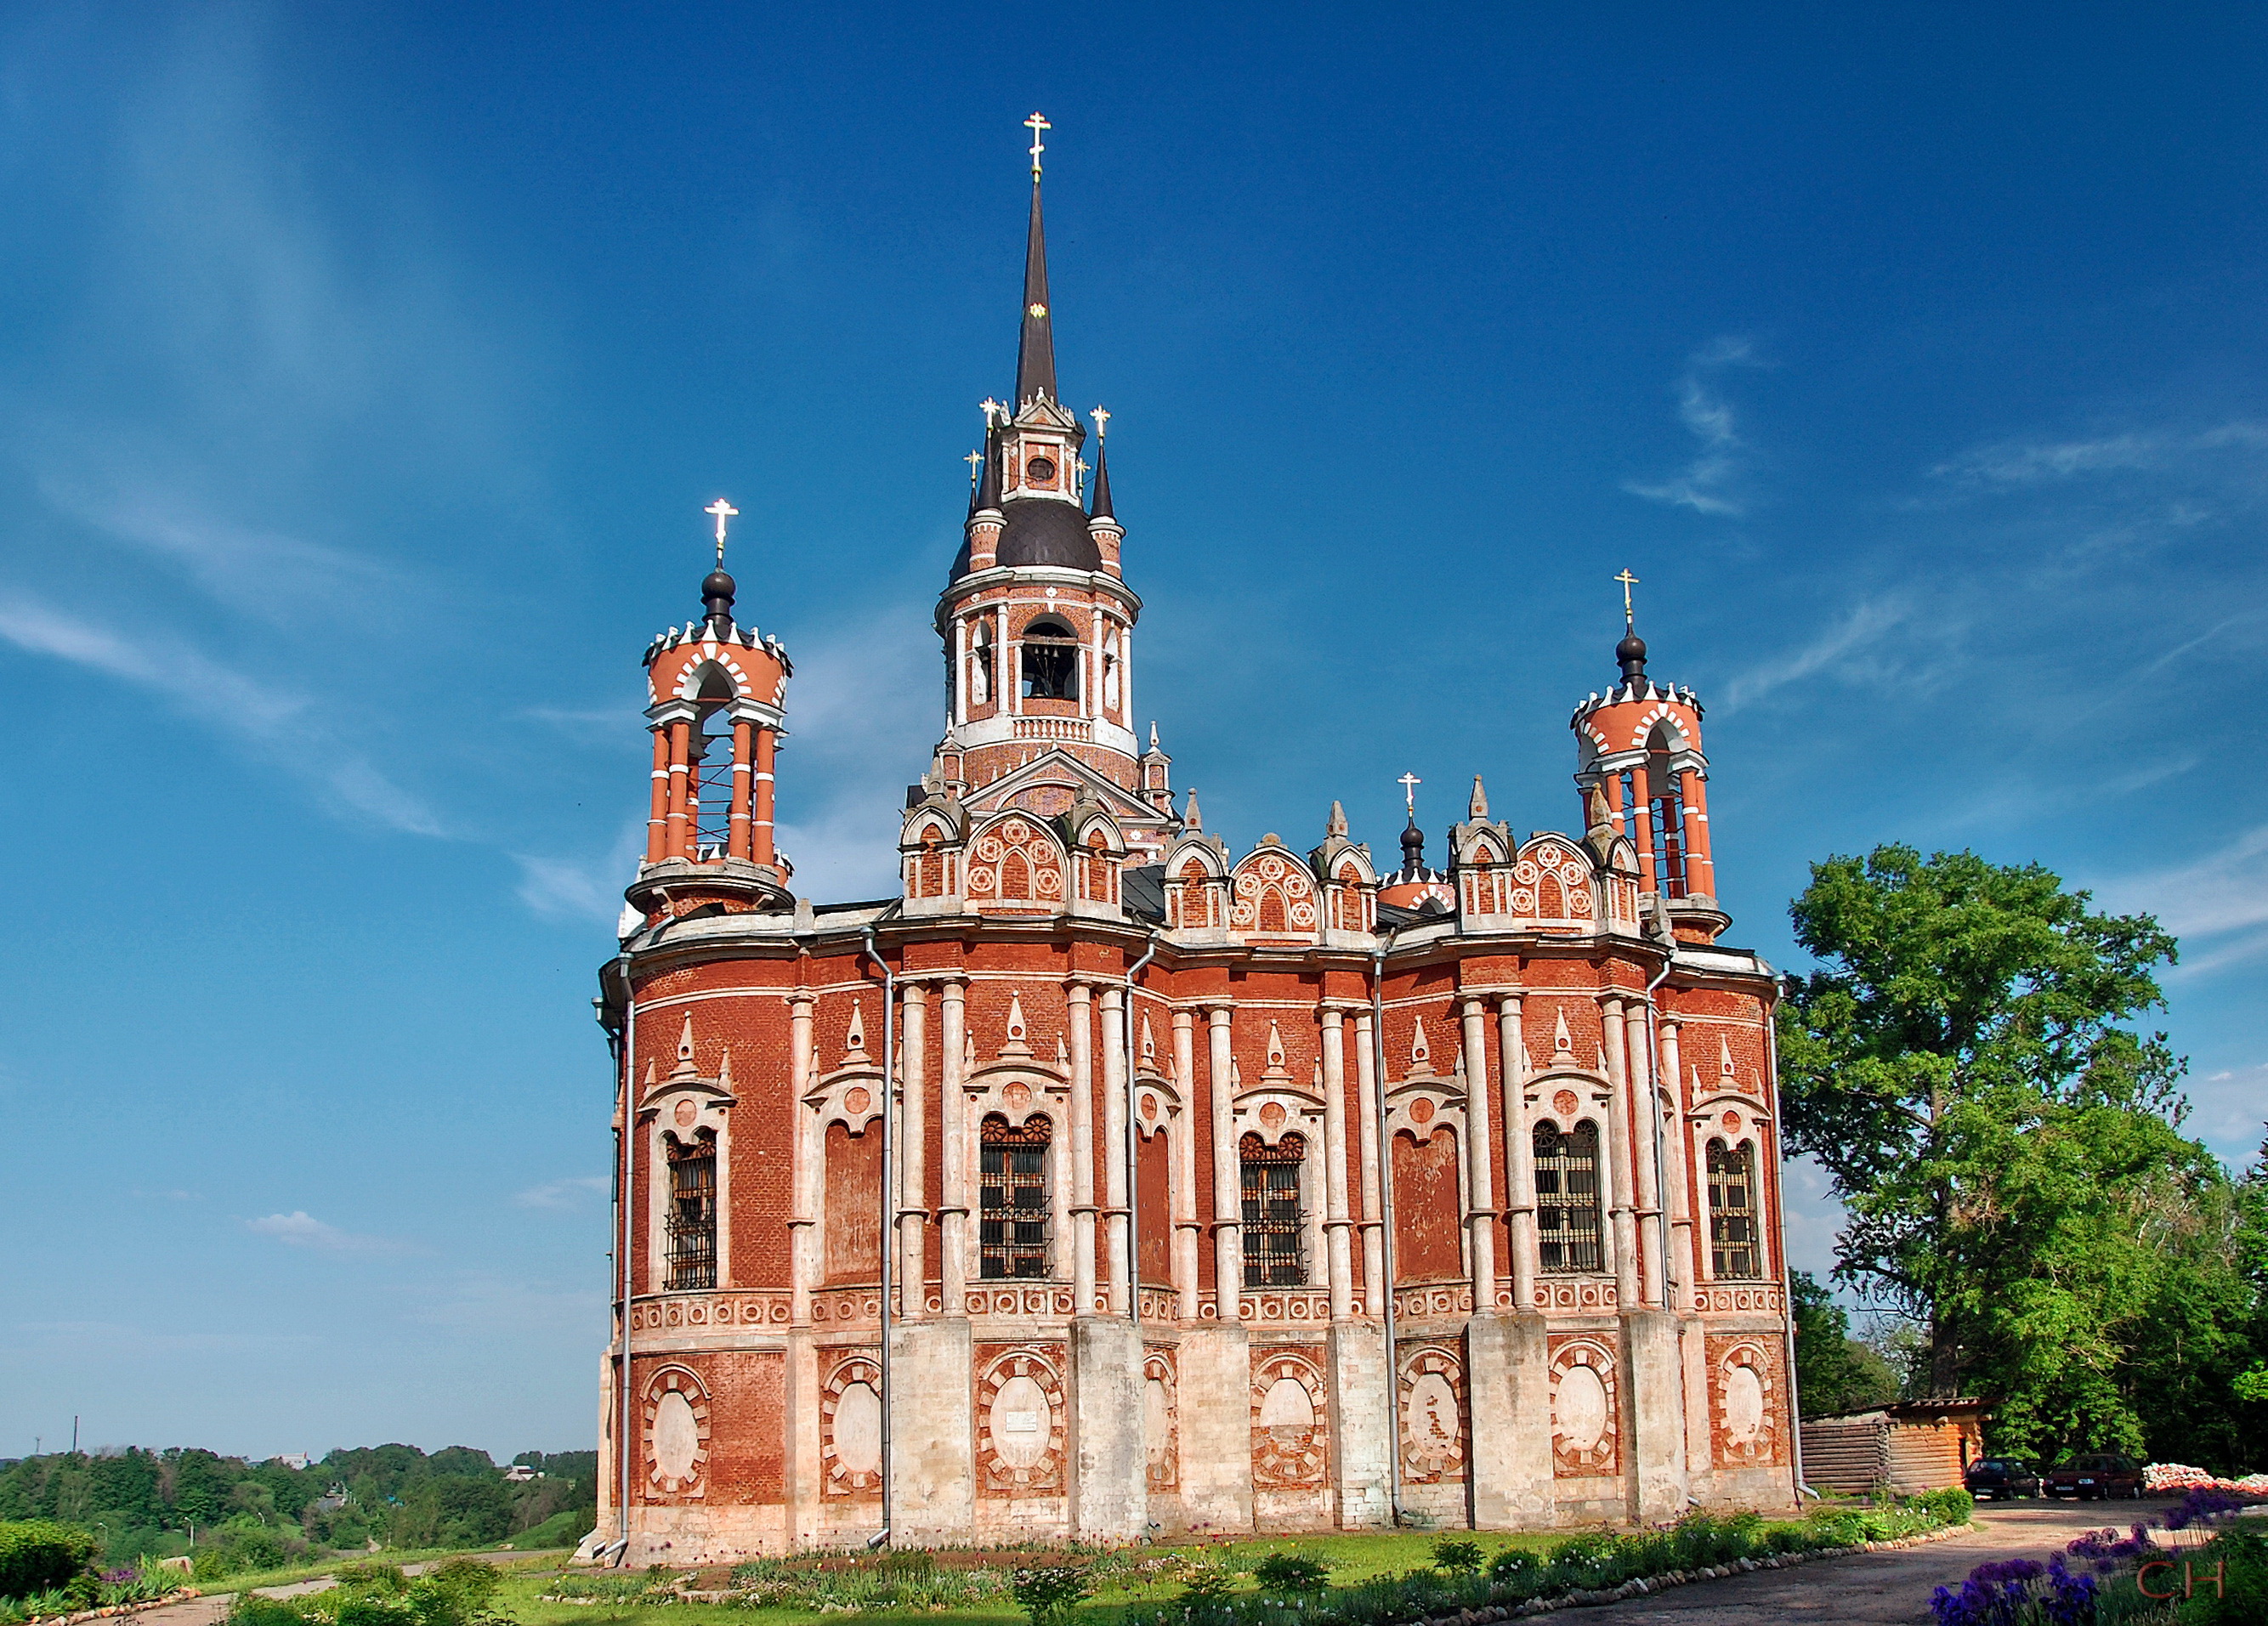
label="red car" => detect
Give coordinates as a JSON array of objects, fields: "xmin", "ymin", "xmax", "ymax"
[{"xmin": 2044, "ymin": 1453, "xmax": 2144, "ymax": 1499}]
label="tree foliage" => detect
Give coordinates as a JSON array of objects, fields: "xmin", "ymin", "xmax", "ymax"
[
  {"xmin": 1778, "ymin": 843, "xmax": 2267, "ymax": 1466},
  {"xmin": 1789, "ymin": 1270, "xmax": 1901, "ymax": 1418}
]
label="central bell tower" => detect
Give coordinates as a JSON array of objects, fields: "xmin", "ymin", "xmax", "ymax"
[{"xmin": 931, "ymin": 130, "xmax": 1163, "ymax": 839}]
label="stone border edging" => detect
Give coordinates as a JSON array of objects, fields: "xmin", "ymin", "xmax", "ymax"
[
  {"xmin": 26, "ymin": 1590, "xmax": 204, "ymax": 1626},
  {"xmin": 1394, "ymin": 1521, "xmax": 1975, "ymax": 1623}
]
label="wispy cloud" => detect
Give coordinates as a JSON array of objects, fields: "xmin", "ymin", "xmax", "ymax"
[
  {"xmin": 515, "ymin": 1176, "xmax": 610, "ymax": 1210},
  {"xmin": 247, "ymin": 1210, "xmax": 411, "ymax": 1255},
  {"xmin": 1624, "ymin": 336, "xmax": 1762, "ymax": 518},
  {"xmin": 1715, "ymin": 598, "xmax": 1919, "ymax": 712},
  {"xmin": 1931, "ymin": 420, "xmax": 2268, "ymax": 490},
  {"xmin": 512, "ymin": 817, "xmax": 648, "ymax": 924},
  {"xmin": 2094, "ymin": 823, "xmax": 2268, "ymax": 979}
]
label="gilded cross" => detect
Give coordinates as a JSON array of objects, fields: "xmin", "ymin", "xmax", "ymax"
[
  {"xmin": 1614, "ymin": 568, "xmax": 1640, "ymax": 626},
  {"xmin": 964, "ymin": 450, "xmax": 984, "ymax": 487},
  {"xmin": 1398, "ymin": 772, "xmax": 1421, "ymax": 815},
  {"xmin": 1090, "ymin": 405, "xmax": 1110, "ymax": 439},
  {"xmin": 706, "ymin": 499, "xmax": 739, "ymax": 567},
  {"xmin": 1024, "ymin": 111, "xmax": 1051, "ymax": 176},
  {"xmin": 979, "ymin": 397, "xmax": 1004, "ymax": 427}
]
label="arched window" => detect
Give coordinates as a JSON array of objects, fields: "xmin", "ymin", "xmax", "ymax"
[
  {"xmin": 980, "ymin": 1113, "xmax": 1052, "ymax": 1278},
  {"xmin": 1707, "ymin": 1139, "xmax": 1761, "ymax": 1279},
  {"xmin": 1240, "ymin": 1131, "xmax": 1307, "ymax": 1287},
  {"xmin": 1533, "ymin": 1119, "xmax": 1603, "ymax": 1274},
  {"xmin": 689, "ymin": 669, "xmax": 739, "ymax": 860},
  {"xmin": 969, "ymin": 620, "xmax": 993, "ymax": 705},
  {"xmin": 1020, "ymin": 617, "xmax": 1080, "ymax": 701},
  {"xmin": 666, "ymin": 1132, "xmax": 718, "ymax": 1291}
]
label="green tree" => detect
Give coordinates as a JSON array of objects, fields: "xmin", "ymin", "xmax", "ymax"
[
  {"xmin": 1778, "ymin": 845, "xmax": 2265, "ymax": 1463},
  {"xmin": 1789, "ymin": 1270, "xmax": 1900, "ymax": 1417}
]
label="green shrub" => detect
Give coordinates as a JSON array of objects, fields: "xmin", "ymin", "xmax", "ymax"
[
  {"xmin": 1177, "ymin": 1565, "xmax": 1235, "ymax": 1601},
  {"xmin": 1903, "ymin": 1487, "xmax": 1972, "ymax": 1527},
  {"xmin": 1485, "ymin": 1548, "xmax": 1541, "ymax": 1585},
  {"xmin": 0, "ymin": 1522, "xmax": 99, "ymax": 1601},
  {"xmin": 2182, "ymin": 1525, "xmax": 2268, "ymax": 1626},
  {"xmin": 1252, "ymin": 1552, "xmax": 1330, "ymax": 1593},
  {"xmin": 1010, "ymin": 1566, "xmax": 1091, "ymax": 1626},
  {"xmin": 1430, "ymin": 1538, "xmax": 1483, "ymax": 1576},
  {"xmin": 229, "ymin": 1597, "xmax": 314, "ymax": 1626}
]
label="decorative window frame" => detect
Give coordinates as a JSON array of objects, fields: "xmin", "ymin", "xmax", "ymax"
[
  {"xmin": 1523, "ymin": 1065, "xmax": 1614, "ymax": 1284},
  {"xmin": 961, "ymin": 1045, "xmax": 1071, "ymax": 1285},
  {"xmin": 1694, "ymin": 1122, "xmax": 1771, "ymax": 1283},
  {"xmin": 641, "ymin": 1066, "xmax": 735, "ymax": 1297}
]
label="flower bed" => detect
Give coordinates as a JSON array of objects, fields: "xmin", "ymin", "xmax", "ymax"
[{"xmin": 2141, "ymin": 1463, "xmax": 2268, "ymax": 1498}]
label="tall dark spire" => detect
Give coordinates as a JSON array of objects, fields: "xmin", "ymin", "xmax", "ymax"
[
  {"xmin": 973, "ymin": 422, "xmax": 1002, "ymax": 513},
  {"xmin": 1015, "ymin": 177, "xmax": 1057, "ymax": 406},
  {"xmin": 1088, "ymin": 423, "xmax": 1114, "ymax": 520}
]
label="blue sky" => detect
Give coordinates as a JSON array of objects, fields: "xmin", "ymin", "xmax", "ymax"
[{"xmin": 3, "ymin": 3, "xmax": 2265, "ymax": 1460}]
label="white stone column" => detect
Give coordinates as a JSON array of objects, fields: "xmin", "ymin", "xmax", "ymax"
[
  {"xmin": 1171, "ymin": 1009, "xmax": 1201, "ymax": 1321},
  {"xmin": 1497, "ymin": 995, "xmax": 1537, "ymax": 1311},
  {"xmin": 1460, "ymin": 998, "xmax": 1498, "ymax": 1312},
  {"xmin": 1624, "ymin": 1001, "xmax": 1664, "ymax": 1308},
  {"xmin": 1659, "ymin": 1020, "xmax": 1693, "ymax": 1300},
  {"xmin": 1206, "ymin": 1006, "xmax": 1241, "ymax": 1322},
  {"xmin": 1069, "ymin": 982, "xmax": 1097, "ymax": 1314},
  {"xmin": 1601, "ymin": 995, "xmax": 1640, "ymax": 1307},
  {"xmin": 789, "ymin": 993, "xmax": 816, "ymax": 1324},
  {"xmin": 1319, "ymin": 1008, "xmax": 1354, "ymax": 1321},
  {"xmin": 899, "ymin": 983, "xmax": 927, "ymax": 1322},
  {"xmin": 939, "ymin": 978, "xmax": 969, "ymax": 1316},
  {"xmin": 1353, "ymin": 1007, "xmax": 1385, "ymax": 1317},
  {"xmin": 1100, "ymin": 986, "xmax": 1130, "ymax": 1316}
]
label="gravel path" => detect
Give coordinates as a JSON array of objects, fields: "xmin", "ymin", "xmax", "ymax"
[
  {"xmin": 1573, "ymin": 1498, "xmax": 2180, "ymax": 1625},
  {"xmin": 119, "ymin": 1551, "xmax": 555, "ymax": 1626}
]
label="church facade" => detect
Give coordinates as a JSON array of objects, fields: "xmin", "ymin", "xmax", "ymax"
[{"xmin": 589, "ymin": 138, "xmax": 1795, "ymax": 1561}]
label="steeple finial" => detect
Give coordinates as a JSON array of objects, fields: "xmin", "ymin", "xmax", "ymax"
[
  {"xmin": 972, "ymin": 422, "xmax": 1002, "ymax": 514},
  {"xmin": 1613, "ymin": 568, "xmax": 1648, "ymax": 691},
  {"xmin": 700, "ymin": 500, "xmax": 738, "ymax": 632},
  {"xmin": 1088, "ymin": 409, "xmax": 1114, "ymax": 520},
  {"xmin": 1015, "ymin": 119, "xmax": 1057, "ymax": 406},
  {"xmin": 1468, "ymin": 775, "xmax": 1488, "ymax": 819},
  {"xmin": 1327, "ymin": 799, "xmax": 1348, "ymax": 838}
]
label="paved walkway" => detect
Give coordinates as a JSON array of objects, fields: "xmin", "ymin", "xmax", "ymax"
[
  {"xmin": 121, "ymin": 1551, "xmax": 556, "ymax": 1626},
  {"xmin": 1578, "ymin": 1498, "xmax": 2180, "ymax": 1625}
]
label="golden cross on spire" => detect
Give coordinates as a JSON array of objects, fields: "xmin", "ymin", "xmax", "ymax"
[
  {"xmin": 706, "ymin": 499, "xmax": 739, "ymax": 567},
  {"xmin": 1614, "ymin": 567, "xmax": 1640, "ymax": 626},
  {"xmin": 1090, "ymin": 405, "xmax": 1110, "ymax": 439},
  {"xmin": 963, "ymin": 449, "xmax": 984, "ymax": 487},
  {"xmin": 1024, "ymin": 111, "xmax": 1051, "ymax": 176},
  {"xmin": 1398, "ymin": 772, "xmax": 1421, "ymax": 815}
]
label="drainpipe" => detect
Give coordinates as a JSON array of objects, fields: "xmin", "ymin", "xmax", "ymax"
[
  {"xmin": 1761, "ymin": 994, "xmax": 1816, "ymax": 1499},
  {"xmin": 1641, "ymin": 952, "xmax": 1675, "ymax": 1309},
  {"xmin": 612, "ymin": 951, "xmax": 636, "ymax": 1565},
  {"xmin": 859, "ymin": 924, "xmax": 896, "ymax": 1549},
  {"xmin": 1370, "ymin": 943, "xmax": 1406, "ymax": 1525},
  {"xmin": 1125, "ymin": 931, "xmax": 1161, "ymax": 1327}
]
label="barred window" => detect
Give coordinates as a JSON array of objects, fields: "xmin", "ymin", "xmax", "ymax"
[
  {"xmin": 666, "ymin": 1133, "xmax": 718, "ymax": 1291},
  {"xmin": 980, "ymin": 1114, "xmax": 1052, "ymax": 1279},
  {"xmin": 1533, "ymin": 1119, "xmax": 1603, "ymax": 1274},
  {"xmin": 1707, "ymin": 1139, "xmax": 1761, "ymax": 1279},
  {"xmin": 1240, "ymin": 1131, "xmax": 1307, "ymax": 1287}
]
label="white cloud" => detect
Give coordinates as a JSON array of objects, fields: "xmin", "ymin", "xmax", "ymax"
[
  {"xmin": 1931, "ymin": 420, "xmax": 2268, "ymax": 490},
  {"xmin": 1715, "ymin": 598, "xmax": 1917, "ymax": 713},
  {"xmin": 1623, "ymin": 337, "xmax": 1762, "ymax": 518},
  {"xmin": 2095, "ymin": 823, "xmax": 2268, "ymax": 949},
  {"xmin": 515, "ymin": 1175, "xmax": 610, "ymax": 1210},
  {"xmin": 247, "ymin": 1210, "xmax": 408, "ymax": 1255}
]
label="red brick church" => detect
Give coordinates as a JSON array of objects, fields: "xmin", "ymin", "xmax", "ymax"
[{"xmin": 587, "ymin": 122, "xmax": 1795, "ymax": 1561}]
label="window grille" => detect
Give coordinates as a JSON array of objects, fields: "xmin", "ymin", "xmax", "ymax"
[
  {"xmin": 1533, "ymin": 1119, "xmax": 1604, "ymax": 1274},
  {"xmin": 666, "ymin": 1135, "xmax": 718, "ymax": 1291},
  {"xmin": 1707, "ymin": 1139, "xmax": 1761, "ymax": 1279},
  {"xmin": 980, "ymin": 1114, "xmax": 1052, "ymax": 1278},
  {"xmin": 692, "ymin": 715, "xmax": 737, "ymax": 858},
  {"xmin": 1240, "ymin": 1132, "xmax": 1307, "ymax": 1287}
]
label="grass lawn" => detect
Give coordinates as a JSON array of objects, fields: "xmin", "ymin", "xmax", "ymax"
[
  {"xmin": 204, "ymin": 1546, "xmax": 572, "ymax": 1597},
  {"xmin": 500, "ymin": 1529, "xmax": 1573, "ymax": 1626}
]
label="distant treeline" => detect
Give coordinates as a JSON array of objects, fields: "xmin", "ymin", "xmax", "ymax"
[{"xmin": 0, "ymin": 1445, "xmax": 597, "ymax": 1568}]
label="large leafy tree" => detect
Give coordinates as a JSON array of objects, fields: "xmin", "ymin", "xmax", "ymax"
[{"xmin": 1777, "ymin": 844, "xmax": 2263, "ymax": 1462}]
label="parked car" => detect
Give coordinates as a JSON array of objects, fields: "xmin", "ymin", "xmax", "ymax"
[
  {"xmin": 2044, "ymin": 1453, "xmax": 2144, "ymax": 1499},
  {"xmin": 1964, "ymin": 1457, "xmax": 2043, "ymax": 1499}
]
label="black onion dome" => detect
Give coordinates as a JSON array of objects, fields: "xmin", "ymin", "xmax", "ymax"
[
  {"xmin": 994, "ymin": 496, "xmax": 1101, "ymax": 570},
  {"xmin": 702, "ymin": 569, "xmax": 737, "ymax": 626},
  {"xmin": 1616, "ymin": 628, "xmax": 1648, "ymax": 689},
  {"xmin": 1399, "ymin": 817, "xmax": 1426, "ymax": 869}
]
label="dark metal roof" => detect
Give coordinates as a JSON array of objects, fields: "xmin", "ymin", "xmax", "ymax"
[
  {"xmin": 1124, "ymin": 864, "xmax": 1166, "ymax": 922},
  {"xmin": 1015, "ymin": 179, "xmax": 1056, "ymax": 405},
  {"xmin": 1088, "ymin": 432, "xmax": 1114, "ymax": 521},
  {"xmin": 995, "ymin": 496, "xmax": 1100, "ymax": 571}
]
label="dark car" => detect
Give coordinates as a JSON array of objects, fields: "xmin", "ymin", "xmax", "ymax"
[
  {"xmin": 2044, "ymin": 1453, "xmax": 2144, "ymax": 1499},
  {"xmin": 1964, "ymin": 1457, "xmax": 2042, "ymax": 1499}
]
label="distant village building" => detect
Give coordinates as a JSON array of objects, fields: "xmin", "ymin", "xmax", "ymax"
[
  {"xmin": 1799, "ymin": 1401, "xmax": 1989, "ymax": 1496},
  {"xmin": 588, "ymin": 122, "xmax": 1795, "ymax": 1561}
]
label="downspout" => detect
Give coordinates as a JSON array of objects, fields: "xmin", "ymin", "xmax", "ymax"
[
  {"xmin": 612, "ymin": 951, "xmax": 636, "ymax": 1565},
  {"xmin": 1370, "ymin": 942, "xmax": 1406, "ymax": 1525},
  {"xmin": 1125, "ymin": 931, "xmax": 1161, "ymax": 1327},
  {"xmin": 1762, "ymin": 993, "xmax": 1817, "ymax": 1499},
  {"xmin": 859, "ymin": 924, "xmax": 896, "ymax": 1548},
  {"xmin": 1642, "ymin": 951, "xmax": 1674, "ymax": 1306}
]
